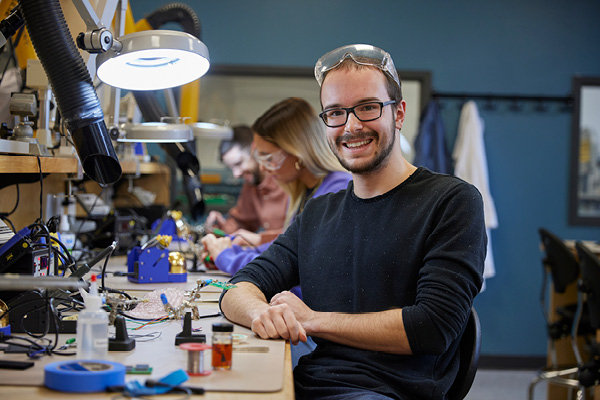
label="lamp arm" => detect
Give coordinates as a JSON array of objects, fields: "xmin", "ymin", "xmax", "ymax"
[
  {"xmin": 71, "ymin": 0, "xmax": 121, "ymax": 54},
  {"xmin": 71, "ymin": 0, "xmax": 123, "ymax": 33},
  {"xmin": 72, "ymin": 0, "xmax": 103, "ymax": 31}
]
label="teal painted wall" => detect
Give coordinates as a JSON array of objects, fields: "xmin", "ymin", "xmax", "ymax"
[{"xmin": 129, "ymin": 0, "xmax": 600, "ymax": 357}]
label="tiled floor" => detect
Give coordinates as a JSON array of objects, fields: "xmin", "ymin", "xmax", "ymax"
[{"xmin": 466, "ymin": 369, "xmax": 547, "ymax": 400}]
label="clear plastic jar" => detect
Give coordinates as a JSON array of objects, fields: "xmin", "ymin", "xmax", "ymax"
[{"xmin": 211, "ymin": 322, "xmax": 233, "ymax": 370}]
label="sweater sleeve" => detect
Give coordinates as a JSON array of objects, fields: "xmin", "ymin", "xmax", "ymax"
[
  {"xmin": 402, "ymin": 182, "xmax": 486, "ymax": 355},
  {"xmin": 224, "ymin": 173, "xmax": 349, "ymax": 297},
  {"xmin": 229, "ymin": 218, "xmax": 301, "ymax": 301}
]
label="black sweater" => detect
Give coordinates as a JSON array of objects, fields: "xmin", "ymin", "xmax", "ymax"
[{"xmin": 228, "ymin": 168, "xmax": 486, "ymax": 399}]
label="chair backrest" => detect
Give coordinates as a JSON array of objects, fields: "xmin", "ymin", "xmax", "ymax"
[
  {"xmin": 539, "ymin": 228, "xmax": 580, "ymax": 293},
  {"xmin": 447, "ymin": 307, "xmax": 482, "ymax": 400},
  {"xmin": 574, "ymin": 242, "xmax": 600, "ymax": 330}
]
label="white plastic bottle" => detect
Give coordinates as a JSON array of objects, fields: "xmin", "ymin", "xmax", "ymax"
[
  {"xmin": 58, "ymin": 214, "xmax": 76, "ymax": 253},
  {"xmin": 76, "ymin": 275, "xmax": 109, "ymax": 360}
]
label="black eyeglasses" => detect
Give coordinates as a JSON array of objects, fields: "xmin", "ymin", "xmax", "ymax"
[{"xmin": 319, "ymin": 100, "xmax": 396, "ymax": 128}]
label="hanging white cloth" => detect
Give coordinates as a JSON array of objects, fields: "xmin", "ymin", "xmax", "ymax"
[{"xmin": 453, "ymin": 101, "xmax": 498, "ymax": 287}]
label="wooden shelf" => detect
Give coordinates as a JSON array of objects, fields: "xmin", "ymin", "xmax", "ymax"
[
  {"xmin": 0, "ymin": 155, "xmax": 171, "ymax": 176},
  {"xmin": 0, "ymin": 155, "xmax": 172, "ymax": 230},
  {"xmin": 120, "ymin": 160, "xmax": 170, "ymax": 175},
  {"xmin": 0, "ymin": 154, "xmax": 79, "ymax": 174}
]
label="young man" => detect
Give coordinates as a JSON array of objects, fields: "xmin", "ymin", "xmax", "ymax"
[
  {"xmin": 204, "ymin": 125, "xmax": 288, "ymax": 246},
  {"xmin": 220, "ymin": 45, "xmax": 486, "ymax": 399}
]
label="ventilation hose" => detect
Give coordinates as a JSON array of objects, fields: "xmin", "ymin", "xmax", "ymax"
[
  {"xmin": 144, "ymin": 2, "xmax": 201, "ymax": 38},
  {"xmin": 19, "ymin": 0, "xmax": 121, "ymax": 185}
]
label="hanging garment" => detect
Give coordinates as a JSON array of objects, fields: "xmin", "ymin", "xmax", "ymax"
[
  {"xmin": 413, "ymin": 100, "xmax": 453, "ymax": 174},
  {"xmin": 453, "ymin": 101, "xmax": 498, "ymax": 284}
]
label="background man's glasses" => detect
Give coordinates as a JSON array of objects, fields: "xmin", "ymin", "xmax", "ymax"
[{"xmin": 319, "ymin": 100, "xmax": 396, "ymax": 128}]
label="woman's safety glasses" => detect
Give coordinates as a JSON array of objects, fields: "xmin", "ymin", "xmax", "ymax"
[{"xmin": 252, "ymin": 148, "xmax": 288, "ymax": 171}]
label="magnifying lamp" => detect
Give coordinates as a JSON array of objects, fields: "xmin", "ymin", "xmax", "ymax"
[
  {"xmin": 117, "ymin": 122, "xmax": 193, "ymax": 143},
  {"xmin": 192, "ymin": 122, "xmax": 234, "ymax": 140},
  {"xmin": 96, "ymin": 30, "xmax": 210, "ymax": 91}
]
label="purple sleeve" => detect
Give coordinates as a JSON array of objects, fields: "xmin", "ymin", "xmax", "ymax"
[{"xmin": 214, "ymin": 242, "xmax": 272, "ymax": 275}]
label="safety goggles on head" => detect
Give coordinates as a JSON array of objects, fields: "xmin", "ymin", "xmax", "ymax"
[
  {"xmin": 314, "ymin": 44, "xmax": 401, "ymax": 90},
  {"xmin": 252, "ymin": 148, "xmax": 288, "ymax": 171}
]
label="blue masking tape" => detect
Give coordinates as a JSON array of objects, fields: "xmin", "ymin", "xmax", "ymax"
[
  {"xmin": 44, "ymin": 360, "xmax": 126, "ymax": 393},
  {"xmin": 0, "ymin": 325, "xmax": 10, "ymax": 335}
]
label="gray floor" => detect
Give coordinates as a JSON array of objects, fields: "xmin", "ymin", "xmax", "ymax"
[{"xmin": 465, "ymin": 369, "xmax": 546, "ymax": 400}]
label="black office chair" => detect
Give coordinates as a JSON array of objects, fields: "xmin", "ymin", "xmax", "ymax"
[
  {"xmin": 447, "ymin": 307, "xmax": 481, "ymax": 400},
  {"xmin": 528, "ymin": 228, "xmax": 586, "ymax": 400},
  {"xmin": 539, "ymin": 228, "xmax": 580, "ymax": 295},
  {"xmin": 528, "ymin": 228, "xmax": 592, "ymax": 400},
  {"xmin": 573, "ymin": 242, "xmax": 600, "ymax": 396}
]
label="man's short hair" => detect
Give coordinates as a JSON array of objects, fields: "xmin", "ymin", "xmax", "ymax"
[
  {"xmin": 320, "ymin": 57, "xmax": 403, "ymax": 105},
  {"xmin": 218, "ymin": 125, "xmax": 253, "ymax": 161}
]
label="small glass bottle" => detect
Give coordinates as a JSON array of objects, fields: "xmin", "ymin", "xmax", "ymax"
[{"xmin": 211, "ymin": 322, "xmax": 233, "ymax": 370}]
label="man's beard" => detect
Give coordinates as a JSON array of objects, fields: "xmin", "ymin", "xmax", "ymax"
[
  {"xmin": 251, "ymin": 168, "xmax": 263, "ymax": 185},
  {"xmin": 330, "ymin": 121, "xmax": 396, "ymax": 174}
]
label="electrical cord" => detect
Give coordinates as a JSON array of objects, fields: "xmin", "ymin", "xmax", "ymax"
[
  {"xmin": 28, "ymin": 220, "xmax": 76, "ymax": 269},
  {"xmin": 0, "ymin": 294, "xmax": 70, "ymax": 322},
  {"xmin": 101, "ymin": 287, "xmax": 132, "ymax": 300},
  {"xmin": 0, "ymin": 291, "xmax": 83, "ymax": 358},
  {"xmin": 100, "ymin": 244, "xmax": 116, "ymax": 295},
  {"xmin": 0, "ymin": 333, "xmax": 52, "ymax": 357},
  {"xmin": 127, "ymin": 331, "xmax": 162, "ymax": 342},
  {"xmin": 45, "ymin": 293, "xmax": 60, "ymax": 353},
  {"xmin": 2, "ymin": 302, "xmax": 54, "ymax": 357},
  {"xmin": 21, "ymin": 290, "xmax": 59, "ymax": 343},
  {"xmin": 0, "ymin": 183, "xmax": 19, "ymax": 218},
  {"xmin": 12, "ymin": 24, "xmax": 24, "ymax": 48},
  {"xmin": 112, "ymin": 271, "xmax": 136, "ymax": 277},
  {"xmin": 72, "ymin": 187, "xmax": 105, "ymax": 261},
  {"xmin": 145, "ymin": 380, "xmax": 199, "ymax": 397},
  {"xmin": 36, "ymin": 156, "xmax": 43, "ymax": 222},
  {"xmin": 119, "ymin": 312, "xmax": 162, "ymax": 322},
  {"xmin": 0, "ymin": 291, "xmax": 80, "ymax": 327}
]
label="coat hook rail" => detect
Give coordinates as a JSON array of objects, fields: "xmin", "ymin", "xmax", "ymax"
[{"xmin": 431, "ymin": 91, "xmax": 573, "ymax": 112}]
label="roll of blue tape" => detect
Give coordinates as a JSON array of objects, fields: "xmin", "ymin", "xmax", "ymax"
[{"xmin": 44, "ymin": 360, "xmax": 126, "ymax": 393}]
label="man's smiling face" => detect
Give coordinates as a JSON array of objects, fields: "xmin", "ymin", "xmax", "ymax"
[{"xmin": 320, "ymin": 67, "xmax": 404, "ymax": 174}]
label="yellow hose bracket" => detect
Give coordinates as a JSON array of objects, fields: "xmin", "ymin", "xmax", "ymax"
[{"xmin": 179, "ymin": 79, "xmax": 200, "ymax": 123}]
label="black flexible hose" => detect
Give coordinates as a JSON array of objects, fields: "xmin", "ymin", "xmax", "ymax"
[
  {"xmin": 18, "ymin": 0, "xmax": 121, "ymax": 185},
  {"xmin": 144, "ymin": 2, "xmax": 202, "ymax": 39}
]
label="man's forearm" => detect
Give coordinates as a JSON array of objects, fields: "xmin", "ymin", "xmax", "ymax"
[
  {"xmin": 305, "ymin": 309, "xmax": 413, "ymax": 355},
  {"xmin": 220, "ymin": 282, "xmax": 270, "ymax": 328}
]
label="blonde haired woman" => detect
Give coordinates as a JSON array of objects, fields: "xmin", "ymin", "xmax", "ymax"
[{"xmin": 201, "ymin": 97, "xmax": 351, "ymax": 284}]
